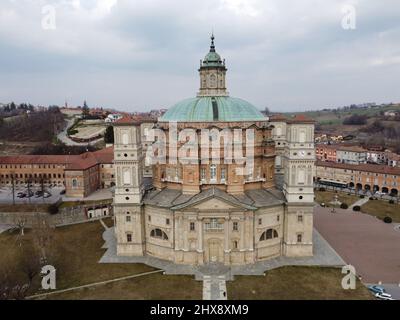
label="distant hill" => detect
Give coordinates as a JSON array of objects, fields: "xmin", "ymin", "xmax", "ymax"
[
  {"xmin": 276, "ymin": 103, "xmax": 400, "ymax": 153},
  {"xmin": 280, "ymin": 103, "xmax": 400, "ymax": 126}
]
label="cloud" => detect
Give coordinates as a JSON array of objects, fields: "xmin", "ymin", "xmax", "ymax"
[{"xmin": 0, "ymin": 0, "xmax": 399, "ymax": 111}]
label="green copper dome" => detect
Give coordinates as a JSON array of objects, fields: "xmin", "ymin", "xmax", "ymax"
[{"xmin": 160, "ymin": 96, "xmax": 266, "ymax": 122}]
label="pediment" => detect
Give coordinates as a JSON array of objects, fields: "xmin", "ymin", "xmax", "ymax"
[
  {"xmin": 191, "ymin": 197, "xmax": 239, "ymax": 210},
  {"xmin": 171, "ymin": 188, "xmax": 257, "ymax": 211}
]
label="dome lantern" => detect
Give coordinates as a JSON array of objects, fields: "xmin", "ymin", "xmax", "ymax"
[{"xmin": 198, "ymin": 35, "xmax": 228, "ymax": 97}]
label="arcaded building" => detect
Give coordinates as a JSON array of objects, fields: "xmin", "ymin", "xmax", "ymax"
[{"xmin": 113, "ymin": 36, "xmax": 316, "ymax": 265}]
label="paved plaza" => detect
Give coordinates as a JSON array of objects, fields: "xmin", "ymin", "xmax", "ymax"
[
  {"xmin": 99, "ymin": 226, "xmax": 344, "ymax": 279},
  {"xmin": 314, "ymin": 207, "xmax": 400, "ymax": 284}
]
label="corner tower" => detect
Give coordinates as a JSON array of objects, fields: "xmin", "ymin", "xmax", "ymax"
[
  {"xmin": 282, "ymin": 115, "xmax": 315, "ymax": 257},
  {"xmin": 197, "ymin": 35, "xmax": 229, "ymax": 97},
  {"xmin": 113, "ymin": 118, "xmax": 146, "ymax": 256}
]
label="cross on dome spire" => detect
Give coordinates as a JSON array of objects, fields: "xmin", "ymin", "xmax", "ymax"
[{"xmin": 210, "ymin": 33, "xmax": 216, "ymax": 52}]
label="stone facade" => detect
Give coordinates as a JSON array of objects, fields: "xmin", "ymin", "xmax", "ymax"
[{"xmin": 112, "ymin": 36, "xmax": 315, "ymax": 266}]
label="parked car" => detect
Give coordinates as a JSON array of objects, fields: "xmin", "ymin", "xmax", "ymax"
[
  {"xmin": 35, "ymin": 191, "xmax": 44, "ymax": 198},
  {"xmin": 43, "ymin": 192, "xmax": 51, "ymax": 198},
  {"xmin": 17, "ymin": 193, "xmax": 26, "ymax": 198},
  {"xmin": 375, "ymin": 292, "xmax": 394, "ymax": 300},
  {"xmin": 60, "ymin": 189, "xmax": 66, "ymax": 195},
  {"xmin": 368, "ymin": 285, "xmax": 386, "ymax": 294}
]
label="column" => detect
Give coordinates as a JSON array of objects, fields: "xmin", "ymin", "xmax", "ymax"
[
  {"xmin": 224, "ymin": 218, "xmax": 230, "ymax": 252},
  {"xmin": 197, "ymin": 218, "xmax": 203, "ymax": 252},
  {"xmin": 240, "ymin": 217, "xmax": 245, "ymax": 250}
]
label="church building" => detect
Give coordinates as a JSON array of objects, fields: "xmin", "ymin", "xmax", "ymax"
[{"xmin": 112, "ymin": 36, "xmax": 315, "ymax": 265}]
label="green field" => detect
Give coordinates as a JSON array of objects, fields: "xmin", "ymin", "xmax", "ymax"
[
  {"xmin": 361, "ymin": 199, "xmax": 400, "ymax": 223},
  {"xmin": 315, "ymin": 191, "xmax": 359, "ymax": 207},
  {"xmin": 286, "ymin": 104, "xmax": 400, "ymax": 125},
  {"xmin": 227, "ymin": 266, "xmax": 373, "ymax": 300}
]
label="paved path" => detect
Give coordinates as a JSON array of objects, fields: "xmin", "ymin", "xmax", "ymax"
[
  {"xmin": 350, "ymin": 197, "xmax": 369, "ymax": 209},
  {"xmin": 0, "ymin": 224, "xmax": 13, "ymax": 234},
  {"xmin": 203, "ymin": 276, "xmax": 227, "ymax": 300},
  {"xmin": 314, "ymin": 207, "xmax": 400, "ymax": 283},
  {"xmin": 380, "ymin": 284, "xmax": 400, "ymax": 300},
  {"xmin": 57, "ymin": 118, "xmax": 103, "ymax": 146},
  {"xmin": 99, "ymin": 219, "xmax": 108, "ymax": 231},
  {"xmin": 100, "ymin": 227, "xmax": 344, "ymax": 278}
]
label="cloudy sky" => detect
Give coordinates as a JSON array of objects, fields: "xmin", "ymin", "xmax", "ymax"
[{"xmin": 0, "ymin": 0, "xmax": 399, "ymax": 112}]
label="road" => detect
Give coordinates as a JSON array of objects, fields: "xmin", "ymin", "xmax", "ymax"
[{"xmin": 57, "ymin": 118, "xmax": 103, "ymax": 146}]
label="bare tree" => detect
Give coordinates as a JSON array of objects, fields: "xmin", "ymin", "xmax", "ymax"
[{"xmin": 14, "ymin": 216, "xmax": 28, "ymax": 237}]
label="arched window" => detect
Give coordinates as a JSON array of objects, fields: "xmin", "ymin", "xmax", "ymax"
[
  {"xmin": 209, "ymin": 74, "xmax": 217, "ymax": 87},
  {"xmin": 210, "ymin": 165, "xmax": 217, "ymax": 181},
  {"xmin": 260, "ymin": 229, "xmax": 279, "ymax": 241},
  {"xmin": 150, "ymin": 228, "xmax": 168, "ymax": 240},
  {"xmin": 72, "ymin": 179, "xmax": 78, "ymax": 188}
]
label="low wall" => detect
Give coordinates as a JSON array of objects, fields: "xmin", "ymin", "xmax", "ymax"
[{"xmin": 0, "ymin": 204, "xmax": 113, "ymax": 228}]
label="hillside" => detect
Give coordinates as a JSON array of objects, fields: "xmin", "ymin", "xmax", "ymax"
[{"xmin": 280, "ymin": 103, "xmax": 400, "ymax": 152}]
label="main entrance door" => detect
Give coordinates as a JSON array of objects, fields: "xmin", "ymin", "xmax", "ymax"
[{"xmin": 206, "ymin": 239, "xmax": 223, "ymax": 263}]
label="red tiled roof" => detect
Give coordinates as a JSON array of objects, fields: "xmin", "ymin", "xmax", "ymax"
[
  {"xmin": 316, "ymin": 160, "xmax": 400, "ymax": 175},
  {"xmin": 114, "ymin": 115, "xmax": 157, "ymax": 125},
  {"xmin": 336, "ymin": 145, "xmax": 367, "ymax": 152},
  {"xmin": 114, "ymin": 115, "xmax": 135, "ymax": 124},
  {"xmin": 316, "ymin": 144, "xmax": 339, "ymax": 150},
  {"xmin": 287, "ymin": 114, "xmax": 315, "ymax": 123},
  {"xmin": 269, "ymin": 114, "xmax": 287, "ymax": 121},
  {"xmin": 0, "ymin": 146, "xmax": 114, "ymax": 171}
]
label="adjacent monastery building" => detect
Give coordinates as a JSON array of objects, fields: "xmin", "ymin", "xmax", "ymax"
[{"xmin": 112, "ymin": 36, "xmax": 316, "ymax": 266}]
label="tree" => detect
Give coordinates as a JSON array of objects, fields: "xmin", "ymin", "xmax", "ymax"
[
  {"xmin": 82, "ymin": 100, "xmax": 90, "ymax": 118},
  {"xmin": 14, "ymin": 216, "xmax": 28, "ymax": 236},
  {"xmin": 104, "ymin": 125, "xmax": 114, "ymax": 144},
  {"xmin": 343, "ymin": 114, "xmax": 368, "ymax": 125}
]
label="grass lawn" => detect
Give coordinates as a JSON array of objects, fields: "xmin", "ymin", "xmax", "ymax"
[
  {"xmin": 0, "ymin": 203, "xmax": 51, "ymax": 213},
  {"xmin": 0, "ymin": 219, "xmax": 155, "ymax": 296},
  {"xmin": 227, "ymin": 266, "xmax": 373, "ymax": 300},
  {"xmin": 0, "ymin": 218, "xmax": 202, "ymax": 299},
  {"xmin": 44, "ymin": 274, "xmax": 202, "ymax": 300},
  {"xmin": 315, "ymin": 191, "xmax": 359, "ymax": 207},
  {"xmin": 361, "ymin": 199, "xmax": 400, "ymax": 223}
]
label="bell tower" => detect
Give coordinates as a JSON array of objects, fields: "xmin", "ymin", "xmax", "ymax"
[
  {"xmin": 282, "ymin": 115, "xmax": 315, "ymax": 257},
  {"xmin": 113, "ymin": 119, "xmax": 146, "ymax": 257},
  {"xmin": 197, "ymin": 35, "xmax": 229, "ymax": 97}
]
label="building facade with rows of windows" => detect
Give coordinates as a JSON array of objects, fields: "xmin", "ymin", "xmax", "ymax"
[
  {"xmin": 316, "ymin": 161, "xmax": 399, "ymax": 195},
  {"xmin": 113, "ymin": 36, "xmax": 316, "ymax": 266},
  {"xmin": 0, "ymin": 147, "xmax": 114, "ymax": 198}
]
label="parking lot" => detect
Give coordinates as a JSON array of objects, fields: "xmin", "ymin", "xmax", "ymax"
[{"xmin": 0, "ymin": 186, "xmax": 64, "ymax": 204}]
